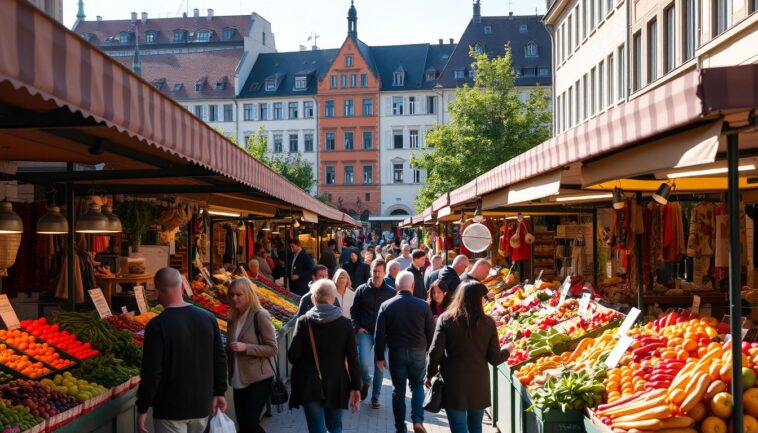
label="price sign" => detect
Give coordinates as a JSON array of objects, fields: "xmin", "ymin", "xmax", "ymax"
[
  {"xmin": 605, "ymin": 334, "xmax": 634, "ymax": 368},
  {"xmin": 616, "ymin": 307, "xmax": 641, "ymax": 337},
  {"xmin": 534, "ymin": 270, "xmax": 544, "ymax": 289},
  {"xmin": 182, "ymin": 277, "xmax": 194, "ymax": 298},
  {"xmin": 134, "ymin": 285, "xmax": 149, "ymax": 314},
  {"xmin": 88, "ymin": 288, "xmax": 113, "ymax": 318},
  {"xmin": 578, "ymin": 292, "xmax": 591, "ymax": 317},
  {"xmin": 0, "ymin": 295, "xmax": 20, "ymax": 330},
  {"xmin": 559, "ymin": 276, "xmax": 571, "ymax": 302},
  {"xmin": 121, "ymin": 306, "xmax": 128, "ymax": 314},
  {"xmin": 691, "ymin": 295, "xmax": 701, "ymax": 315},
  {"xmin": 200, "ymin": 268, "xmax": 214, "ymax": 287}
]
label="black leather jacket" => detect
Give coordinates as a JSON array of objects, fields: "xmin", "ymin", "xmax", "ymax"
[{"xmin": 350, "ymin": 279, "xmax": 396, "ymax": 333}]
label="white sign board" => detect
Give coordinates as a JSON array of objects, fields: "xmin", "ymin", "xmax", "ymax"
[
  {"xmin": 578, "ymin": 292, "xmax": 591, "ymax": 317},
  {"xmin": 0, "ymin": 295, "xmax": 20, "ymax": 330},
  {"xmin": 182, "ymin": 277, "xmax": 194, "ymax": 298},
  {"xmin": 559, "ymin": 276, "xmax": 571, "ymax": 302},
  {"xmin": 605, "ymin": 334, "xmax": 634, "ymax": 368},
  {"xmin": 88, "ymin": 288, "xmax": 113, "ymax": 318},
  {"xmin": 134, "ymin": 285, "xmax": 149, "ymax": 314},
  {"xmin": 616, "ymin": 308, "xmax": 641, "ymax": 337}
]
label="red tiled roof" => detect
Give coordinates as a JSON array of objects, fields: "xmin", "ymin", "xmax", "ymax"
[{"xmin": 112, "ymin": 48, "xmax": 243, "ymax": 99}]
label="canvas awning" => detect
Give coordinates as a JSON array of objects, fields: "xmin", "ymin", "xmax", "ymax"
[{"xmin": 482, "ymin": 170, "xmax": 563, "ymax": 209}]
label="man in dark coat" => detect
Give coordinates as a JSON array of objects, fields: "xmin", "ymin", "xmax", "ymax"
[
  {"xmin": 406, "ymin": 250, "xmax": 428, "ymax": 300},
  {"xmin": 384, "ymin": 260, "xmax": 401, "ymax": 290},
  {"xmin": 288, "ymin": 239, "xmax": 314, "ymax": 296},
  {"xmin": 318, "ymin": 239, "xmax": 339, "ymax": 278},
  {"xmin": 437, "ymin": 255, "xmax": 470, "ymax": 296}
]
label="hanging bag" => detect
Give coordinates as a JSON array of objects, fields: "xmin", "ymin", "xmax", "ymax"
[
  {"xmin": 423, "ymin": 372, "xmax": 445, "ymax": 413},
  {"xmin": 510, "ymin": 220, "xmax": 522, "ymax": 249},
  {"xmin": 307, "ymin": 320, "xmax": 327, "ymax": 400},
  {"xmin": 523, "ymin": 220, "xmax": 535, "ymax": 245},
  {"xmin": 251, "ymin": 311, "xmax": 289, "ymax": 408}
]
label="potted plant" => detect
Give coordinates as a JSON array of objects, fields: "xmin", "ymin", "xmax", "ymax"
[{"xmin": 115, "ymin": 201, "xmax": 161, "ymax": 253}]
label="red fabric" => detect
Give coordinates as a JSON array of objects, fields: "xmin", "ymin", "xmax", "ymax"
[
  {"xmin": 1, "ymin": 201, "xmax": 50, "ymax": 297},
  {"xmin": 503, "ymin": 220, "xmax": 532, "ymax": 261}
]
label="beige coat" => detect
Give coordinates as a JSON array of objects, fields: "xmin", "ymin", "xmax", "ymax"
[{"xmin": 226, "ymin": 308, "xmax": 278, "ymax": 386}]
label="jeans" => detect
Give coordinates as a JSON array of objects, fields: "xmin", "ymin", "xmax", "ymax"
[
  {"xmin": 357, "ymin": 332, "xmax": 384, "ymax": 399},
  {"xmin": 302, "ymin": 401, "xmax": 344, "ymax": 433},
  {"xmin": 233, "ymin": 377, "xmax": 272, "ymax": 433},
  {"xmin": 388, "ymin": 350, "xmax": 426, "ymax": 432},
  {"xmin": 154, "ymin": 418, "xmax": 208, "ymax": 433},
  {"xmin": 446, "ymin": 409, "xmax": 485, "ymax": 433}
]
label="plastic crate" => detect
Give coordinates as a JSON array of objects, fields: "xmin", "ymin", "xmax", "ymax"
[
  {"xmin": 532, "ymin": 405, "xmax": 585, "ymax": 433},
  {"xmin": 44, "ymin": 404, "xmax": 82, "ymax": 432},
  {"xmin": 112, "ymin": 379, "xmax": 131, "ymax": 397},
  {"xmin": 20, "ymin": 419, "xmax": 45, "ymax": 433}
]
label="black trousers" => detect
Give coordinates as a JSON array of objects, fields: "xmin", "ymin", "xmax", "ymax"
[{"xmin": 233, "ymin": 377, "xmax": 273, "ymax": 433}]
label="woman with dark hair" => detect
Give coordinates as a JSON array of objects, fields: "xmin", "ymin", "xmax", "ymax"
[
  {"xmin": 425, "ymin": 281, "xmax": 511, "ymax": 433},
  {"xmin": 426, "ymin": 280, "xmax": 450, "ymax": 320},
  {"xmin": 342, "ymin": 251, "xmax": 370, "ymax": 290}
]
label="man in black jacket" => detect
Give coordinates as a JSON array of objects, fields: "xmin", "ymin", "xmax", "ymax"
[
  {"xmin": 350, "ymin": 259, "xmax": 395, "ymax": 408},
  {"xmin": 437, "ymin": 255, "xmax": 470, "ymax": 296},
  {"xmin": 288, "ymin": 239, "xmax": 314, "ymax": 296},
  {"xmin": 406, "ymin": 250, "xmax": 428, "ymax": 300},
  {"xmin": 375, "ymin": 271, "xmax": 434, "ymax": 433},
  {"xmin": 137, "ymin": 267, "xmax": 227, "ymax": 433},
  {"xmin": 296, "ymin": 265, "xmax": 340, "ymax": 317},
  {"xmin": 318, "ymin": 239, "xmax": 339, "ymax": 278}
]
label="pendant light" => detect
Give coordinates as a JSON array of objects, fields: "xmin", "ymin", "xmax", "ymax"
[
  {"xmin": 652, "ymin": 183, "xmax": 673, "ymax": 205},
  {"xmin": 0, "ymin": 199, "xmax": 23, "ymax": 234},
  {"xmin": 612, "ymin": 187, "xmax": 626, "ymax": 210},
  {"xmin": 36, "ymin": 205, "xmax": 69, "ymax": 235},
  {"xmin": 293, "ymin": 218, "xmax": 301, "ymax": 228},
  {"xmin": 261, "ymin": 221, "xmax": 271, "ymax": 231},
  {"xmin": 75, "ymin": 203, "xmax": 110, "ymax": 233},
  {"xmin": 101, "ymin": 205, "xmax": 123, "ymax": 233},
  {"xmin": 272, "ymin": 223, "xmax": 280, "ymax": 232}
]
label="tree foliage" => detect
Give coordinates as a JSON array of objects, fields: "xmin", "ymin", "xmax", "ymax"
[
  {"xmin": 411, "ymin": 46, "xmax": 552, "ymax": 211},
  {"xmin": 242, "ymin": 127, "xmax": 316, "ymax": 193}
]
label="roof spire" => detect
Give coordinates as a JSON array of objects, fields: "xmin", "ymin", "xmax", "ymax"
[
  {"xmin": 76, "ymin": 0, "xmax": 85, "ymax": 21},
  {"xmin": 347, "ymin": 0, "xmax": 358, "ymax": 39}
]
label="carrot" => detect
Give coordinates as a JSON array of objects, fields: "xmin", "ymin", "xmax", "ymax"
[
  {"xmin": 568, "ymin": 337, "xmax": 595, "ymax": 361},
  {"xmin": 659, "ymin": 417, "xmax": 695, "ymax": 429},
  {"xmin": 599, "ymin": 391, "xmax": 668, "ymax": 418},
  {"xmin": 596, "ymin": 391, "xmax": 645, "ymax": 412},
  {"xmin": 703, "ymin": 379, "xmax": 726, "ymax": 400}
]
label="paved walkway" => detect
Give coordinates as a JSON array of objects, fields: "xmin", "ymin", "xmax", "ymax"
[{"xmin": 258, "ymin": 377, "xmax": 499, "ymax": 433}]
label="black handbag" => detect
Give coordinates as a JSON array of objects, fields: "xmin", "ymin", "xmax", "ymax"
[
  {"xmin": 423, "ymin": 373, "xmax": 444, "ymax": 413},
  {"xmin": 252, "ymin": 311, "xmax": 289, "ymax": 407}
]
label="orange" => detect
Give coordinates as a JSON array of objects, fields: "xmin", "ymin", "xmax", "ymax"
[
  {"xmin": 703, "ymin": 416, "xmax": 728, "ymax": 433},
  {"xmin": 688, "ymin": 402, "xmax": 707, "ymax": 422},
  {"xmin": 745, "ymin": 388, "xmax": 758, "ymax": 417},
  {"xmin": 711, "ymin": 392, "xmax": 734, "ymax": 419}
]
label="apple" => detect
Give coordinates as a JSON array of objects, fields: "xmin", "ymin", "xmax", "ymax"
[{"xmin": 745, "ymin": 368, "xmax": 757, "ymax": 389}]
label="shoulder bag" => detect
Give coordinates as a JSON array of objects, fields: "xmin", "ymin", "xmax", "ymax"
[
  {"xmin": 423, "ymin": 372, "xmax": 444, "ymax": 413},
  {"xmin": 251, "ymin": 311, "xmax": 289, "ymax": 406},
  {"xmin": 307, "ymin": 319, "xmax": 327, "ymax": 400}
]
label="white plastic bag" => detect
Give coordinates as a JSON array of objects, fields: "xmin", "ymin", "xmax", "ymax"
[{"xmin": 209, "ymin": 412, "xmax": 236, "ymax": 433}]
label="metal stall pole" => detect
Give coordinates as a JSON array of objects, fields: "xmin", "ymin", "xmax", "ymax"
[
  {"xmin": 65, "ymin": 172, "xmax": 75, "ymax": 312},
  {"xmin": 727, "ymin": 132, "xmax": 744, "ymax": 433},
  {"xmin": 187, "ymin": 221, "xmax": 194, "ymax": 281},
  {"xmin": 636, "ymin": 192, "xmax": 644, "ymax": 311},
  {"xmin": 443, "ymin": 222, "xmax": 450, "ymax": 262},
  {"xmin": 592, "ymin": 208, "xmax": 598, "ymax": 286},
  {"xmin": 284, "ymin": 225, "xmax": 291, "ymax": 292},
  {"xmin": 209, "ymin": 218, "xmax": 214, "ymax": 274}
]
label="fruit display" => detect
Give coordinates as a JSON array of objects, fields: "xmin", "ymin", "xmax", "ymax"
[
  {"xmin": 0, "ymin": 399, "xmax": 43, "ymax": 433},
  {"xmin": 190, "ymin": 293, "xmax": 230, "ymax": 318},
  {"xmin": 0, "ymin": 380, "xmax": 78, "ymax": 420},
  {"xmin": 104, "ymin": 315, "xmax": 145, "ymax": 333},
  {"xmin": 51, "ymin": 312, "xmax": 142, "ymax": 368},
  {"xmin": 132, "ymin": 311, "xmax": 158, "ymax": 325},
  {"xmin": 40, "ymin": 372, "xmax": 107, "ymax": 402},
  {"xmin": 0, "ymin": 345, "xmax": 50, "ymax": 379},
  {"xmin": 0, "ymin": 330, "xmax": 73, "ymax": 371},
  {"xmin": 72, "ymin": 354, "xmax": 138, "ymax": 388},
  {"xmin": 20, "ymin": 318, "xmax": 99, "ymax": 360}
]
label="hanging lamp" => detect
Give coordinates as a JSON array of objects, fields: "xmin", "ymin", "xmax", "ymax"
[
  {"xmin": 473, "ymin": 206, "xmax": 484, "ymax": 223},
  {"xmin": 612, "ymin": 187, "xmax": 626, "ymax": 210},
  {"xmin": 101, "ymin": 205, "xmax": 123, "ymax": 233},
  {"xmin": 0, "ymin": 199, "xmax": 22, "ymax": 234},
  {"xmin": 75, "ymin": 203, "xmax": 110, "ymax": 233},
  {"xmin": 36, "ymin": 205, "xmax": 69, "ymax": 234},
  {"xmin": 261, "ymin": 221, "xmax": 271, "ymax": 231},
  {"xmin": 293, "ymin": 218, "xmax": 301, "ymax": 228},
  {"xmin": 652, "ymin": 183, "xmax": 672, "ymax": 205}
]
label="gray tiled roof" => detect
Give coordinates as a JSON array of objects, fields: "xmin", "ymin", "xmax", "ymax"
[{"xmin": 238, "ymin": 49, "xmax": 339, "ymax": 98}]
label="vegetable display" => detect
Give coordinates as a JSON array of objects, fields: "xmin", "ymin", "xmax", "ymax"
[
  {"xmin": 531, "ymin": 370, "xmax": 606, "ymax": 412},
  {"xmin": 20, "ymin": 318, "xmax": 99, "ymax": 360},
  {"xmin": 72, "ymin": 354, "xmax": 138, "ymax": 388}
]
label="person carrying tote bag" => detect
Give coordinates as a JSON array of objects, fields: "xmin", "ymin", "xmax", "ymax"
[{"xmin": 288, "ymin": 280, "xmax": 362, "ymax": 433}]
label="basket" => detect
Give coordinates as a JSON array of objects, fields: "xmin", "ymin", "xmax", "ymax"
[{"xmin": 0, "ymin": 233, "xmax": 21, "ymax": 276}]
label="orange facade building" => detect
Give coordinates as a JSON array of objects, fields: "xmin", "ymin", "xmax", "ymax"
[{"xmin": 317, "ymin": 3, "xmax": 381, "ymax": 218}]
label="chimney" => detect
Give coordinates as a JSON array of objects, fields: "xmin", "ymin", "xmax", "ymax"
[
  {"xmin": 130, "ymin": 11, "xmax": 137, "ymax": 23},
  {"xmin": 449, "ymin": 38, "xmax": 454, "ymax": 44},
  {"xmin": 207, "ymin": 8, "xmax": 213, "ymax": 20},
  {"xmin": 193, "ymin": 8, "xmax": 199, "ymax": 20},
  {"xmin": 438, "ymin": 38, "xmax": 443, "ymax": 45},
  {"xmin": 96, "ymin": 15, "xmax": 102, "ymax": 22},
  {"xmin": 473, "ymin": 0, "xmax": 482, "ymax": 24},
  {"xmin": 182, "ymin": 12, "xmax": 187, "ymax": 18},
  {"xmin": 509, "ymin": 11, "xmax": 514, "ymax": 19},
  {"xmin": 141, "ymin": 12, "xmax": 147, "ymax": 23}
]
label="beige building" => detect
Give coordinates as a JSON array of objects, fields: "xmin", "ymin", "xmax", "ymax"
[{"xmin": 27, "ymin": 0, "xmax": 62, "ymax": 22}]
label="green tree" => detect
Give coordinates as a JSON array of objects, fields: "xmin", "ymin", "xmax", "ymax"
[
  {"xmin": 241, "ymin": 127, "xmax": 316, "ymax": 192},
  {"xmin": 411, "ymin": 46, "xmax": 552, "ymax": 211}
]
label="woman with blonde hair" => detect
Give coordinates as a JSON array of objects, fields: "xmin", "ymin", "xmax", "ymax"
[
  {"xmin": 227, "ymin": 278, "xmax": 278, "ymax": 433},
  {"xmin": 332, "ymin": 269, "xmax": 355, "ymax": 319}
]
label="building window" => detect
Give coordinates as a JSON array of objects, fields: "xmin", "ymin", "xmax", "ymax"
[
  {"xmin": 525, "ymin": 41, "xmax": 538, "ymax": 57},
  {"xmin": 361, "ymin": 74, "xmax": 368, "ymax": 87},
  {"xmin": 330, "ymin": 75, "xmax": 338, "ymax": 89},
  {"xmin": 363, "ymin": 165, "xmax": 373, "ymax": 184},
  {"xmin": 392, "ymin": 96, "xmax": 404, "ymax": 115},
  {"xmin": 575, "ymin": 79, "xmax": 581, "ymax": 123},
  {"xmin": 304, "ymin": 134, "xmax": 314, "ymax": 152},
  {"xmin": 325, "ymin": 100, "xmax": 335, "ymax": 117},
  {"xmin": 617, "ymin": 44, "xmax": 625, "ymax": 100},
  {"xmin": 598, "ymin": 60, "xmax": 604, "ymax": 112},
  {"xmin": 575, "ymin": 6, "xmax": 580, "ymax": 48},
  {"xmin": 538, "ymin": 67, "xmax": 550, "ymax": 76},
  {"xmin": 484, "ymin": 25, "xmax": 492, "ymax": 34},
  {"xmin": 713, "ymin": 0, "xmax": 731, "ymax": 36},
  {"xmin": 409, "ymin": 130, "xmax": 419, "ymax": 149},
  {"xmin": 520, "ymin": 24, "xmax": 528, "ymax": 33},
  {"xmin": 223, "ymin": 28, "xmax": 234, "ymax": 40},
  {"xmin": 414, "ymin": 169, "xmax": 422, "ymax": 184},
  {"xmin": 145, "ymin": 31, "xmax": 157, "ymax": 43},
  {"xmin": 362, "ymin": 131, "xmax": 373, "ymax": 149},
  {"xmin": 273, "ymin": 134, "xmax": 283, "ymax": 153},
  {"xmin": 223, "ymin": 104, "xmax": 233, "ymax": 122},
  {"xmin": 173, "ymin": 83, "xmax": 183, "ymax": 92},
  {"xmin": 568, "ymin": 87, "xmax": 573, "ymax": 127},
  {"xmin": 215, "ymin": 81, "xmax": 225, "ymax": 91},
  {"xmin": 454, "ymin": 70, "xmax": 465, "ymax": 80},
  {"xmin": 664, "ymin": 6, "xmax": 675, "ymax": 74},
  {"xmin": 173, "ymin": 29, "xmax": 185, "ymax": 42},
  {"xmin": 607, "ymin": 54, "xmax": 614, "ymax": 106},
  {"xmin": 523, "ymin": 68, "xmax": 536, "ymax": 77},
  {"xmin": 598, "ymin": 0, "xmax": 605, "ymax": 23},
  {"xmin": 393, "ymin": 164, "xmax": 404, "ymax": 183},
  {"xmin": 265, "ymin": 79, "xmax": 276, "ymax": 91},
  {"xmin": 119, "ymin": 32, "xmax": 131, "ymax": 44},
  {"xmin": 259, "ymin": 104, "xmax": 269, "ymax": 120},
  {"xmin": 344, "ymin": 99, "xmax": 354, "ymax": 117},
  {"xmin": 350, "ymin": 74, "xmax": 357, "ymax": 88},
  {"xmin": 304, "ymin": 101, "xmax": 314, "ymax": 118},
  {"xmin": 344, "ymin": 132, "xmax": 354, "ymax": 150},
  {"xmin": 243, "ymin": 104, "xmax": 253, "ymax": 121},
  {"xmin": 590, "ymin": 0, "xmax": 596, "ymax": 29},
  {"xmin": 683, "ymin": 0, "xmax": 696, "ymax": 61},
  {"xmin": 632, "ymin": 32, "xmax": 642, "ymax": 91},
  {"xmin": 273, "ymin": 102, "xmax": 283, "ymax": 120},
  {"xmin": 289, "ymin": 134, "xmax": 298, "ymax": 153},
  {"xmin": 345, "ymin": 55, "xmax": 353, "ymax": 66},
  {"xmin": 262, "ymin": 32, "xmax": 266, "ymax": 45},
  {"xmin": 568, "ymin": 16, "xmax": 573, "ymax": 52},
  {"xmin": 469, "ymin": 69, "xmax": 477, "ymax": 79},
  {"xmin": 582, "ymin": 73, "xmax": 588, "ymax": 120},
  {"xmin": 362, "ymin": 98, "xmax": 373, "ymax": 116},
  {"xmin": 393, "ymin": 130, "xmax": 404, "ymax": 149},
  {"xmin": 344, "ymin": 166, "xmax": 354, "ymax": 184},
  {"xmin": 590, "ymin": 67, "xmax": 596, "ymax": 115},
  {"xmin": 409, "ymin": 97, "xmax": 416, "ymax": 115},
  {"xmin": 194, "ymin": 105, "xmax": 204, "ymax": 119},
  {"xmin": 425, "ymin": 70, "xmax": 437, "ymax": 81},
  {"xmin": 325, "ymin": 132, "xmax": 336, "ymax": 151},
  {"xmin": 326, "ymin": 166, "xmax": 336, "ymax": 185},
  {"xmin": 648, "ymin": 18, "xmax": 658, "ymax": 83},
  {"xmin": 393, "ymin": 71, "xmax": 405, "ymax": 86},
  {"xmin": 341, "ymin": 74, "xmax": 348, "ymax": 88},
  {"xmin": 243, "ymin": 134, "xmax": 251, "ymax": 146},
  {"xmin": 365, "ymin": 193, "xmax": 371, "ymax": 202},
  {"xmin": 288, "ymin": 102, "xmax": 298, "ymax": 119},
  {"xmin": 295, "ymin": 76, "xmax": 307, "ymax": 90},
  {"xmin": 426, "ymin": 96, "xmax": 438, "ymax": 114},
  {"xmin": 582, "ymin": 0, "xmax": 588, "ymax": 38},
  {"xmin": 556, "ymin": 95, "xmax": 561, "ymax": 132},
  {"xmin": 209, "ymin": 105, "xmax": 218, "ymax": 122},
  {"xmin": 197, "ymin": 29, "xmax": 211, "ymax": 42}
]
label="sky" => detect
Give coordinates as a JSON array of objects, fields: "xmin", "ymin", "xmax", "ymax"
[{"xmin": 65, "ymin": 0, "xmax": 546, "ymax": 51}]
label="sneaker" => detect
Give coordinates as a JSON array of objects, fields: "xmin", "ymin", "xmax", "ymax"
[
  {"xmin": 413, "ymin": 424, "xmax": 427, "ymax": 433},
  {"xmin": 360, "ymin": 384, "xmax": 369, "ymax": 400},
  {"xmin": 371, "ymin": 397, "xmax": 381, "ymax": 409}
]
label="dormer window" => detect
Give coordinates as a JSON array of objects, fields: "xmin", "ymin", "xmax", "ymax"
[
  {"xmin": 484, "ymin": 25, "xmax": 492, "ymax": 34},
  {"xmin": 294, "ymin": 76, "xmax": 307, "ymax": 90},
  {"xmin": 222, "ymin": 28, "xmax": 235, "ymax": 40},
  {"xmin": 173, "ymin": 29, "xmax": 186, "ymax": 42},
  {"xmin": 145, "ymin": 31, "xmax": 158, "ymax": 43},
  {"xmin": 80, "ymin": 32, "xmax": 93, "ymax": 42},
  {"xmin": 152, "ymin": 80, "xmax": 164, "ymax": 90},
  {"xmin": 215, "ymin": 81, "xmax": 226, "ymax": 91},
  {"xmin": 118, "ymin": 32, "xmax": 131, "ymax": 44},
  {"xmin": 425, "ymin": 69, "xmax": 437, "ymax": 81},
  {"xmin": 265, "ymin": 79, "xmax": 276, "ymax": 92},
  {"xmin": 393, "ymin": 69, "xmax": 405, "ymax": 86},
  {"xmin": 525, "ymin": 41, "xmax": 538, "ymax": 57},
  {"xmin": 345, "ymin": 55, "xmax": 354, "ymax": 67},
  {"xmin": 454, "ymin": 69, "xmax": 465, "ymax": 80},
  {"xmin": 520, "ymin": 24, "xmax": 528, "ymax": 33},
  {"xmin": 173, "ymin": 83, "xmax": 184, "ymax": 92},
  {"xmin": 195, "ymin": 81, "xmax": 204, "ymax": 92},
  {"xmin": 197, "ymin": 29, "xmax": 211, "ymax": 42}
]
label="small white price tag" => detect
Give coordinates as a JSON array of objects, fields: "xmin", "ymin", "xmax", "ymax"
[
  {"xmin": 0, "ymin": 295, "xmax": 20, "ymax": 330},
  {"xmin": 88, "ymin": 288, "xmax": 113, "ymax": 318},
  {"xmin": 134, "ymin": 285, "xmax": 148, "ymax": 314},
  {"xmin": 605, "ymin": 334, "xmax": 634, "ymax": 368},
  {"xmin": 691, "ymin": 295, "xmax": 701, "ymax": 315},
  {"xmin": 121, "ymin": 306, "xmax": 128, "ymax": 314},
  {"xmin": 182, "ymin": 277, "xmax": 194, "ymax": 298},
  {"xmin": 616, "ymin": 307, "xmax": 641, "ymax": 337},
  {"xmin": 578, "ymin": 292, "xmax": 591, "ymax": 317},
  {"xmin": 534, "ymin": 270, "xmax": 544, "ymax": 289},
  {"xmin": 559, "ymin": 276, "xmax": 571, "ymax": 302},
  {"xmin": 545, "ymin": 289, "xmax": 554, "ymax": 297}
]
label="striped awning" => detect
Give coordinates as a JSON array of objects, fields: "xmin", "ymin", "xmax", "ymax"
[
  {"xmin": 431, "ymin": 193, "xmax": 449, "ymax": 212},
  {"xmin": 0, "ymin": 0, "xmax": 357, "ymax": 226}
]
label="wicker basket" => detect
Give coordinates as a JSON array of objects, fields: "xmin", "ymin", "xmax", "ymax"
[{"xmin": 0, "ymin": 233, "xmax": 21, "ymax": 276}]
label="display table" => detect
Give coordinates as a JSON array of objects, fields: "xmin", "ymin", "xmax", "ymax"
[
  {"xmin": 53, "ymin": 388, "xmax": 137, "ymax": 433},
  {"xmin": 96, "ymin": 274, "xmax": 154, "ymax": 304}
]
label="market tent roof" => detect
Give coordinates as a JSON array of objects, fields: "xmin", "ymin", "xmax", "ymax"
[
  {"xmin": 432, "ymin": 193, "xmax": 449, "ymax": 212},
  {"xmin": 0, "ymin": 0, "xmax": 358, "ymax": 227}
]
